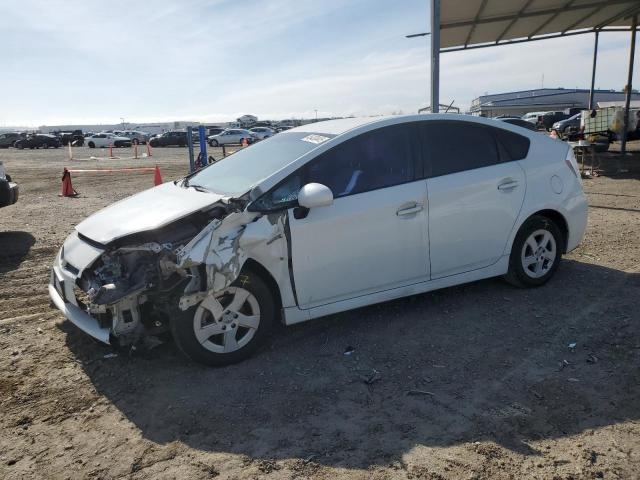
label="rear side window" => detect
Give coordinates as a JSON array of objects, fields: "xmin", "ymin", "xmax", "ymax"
[
  {"xmin": 494, "ymin": 128, "xmax": 530, "ymax": 161},
  {"xmin": 420, "ymin": 121, "xmax": 530, "ymax": 177},
  {"xmin": 420, "ymin": 122, "xmax": 499, "ymax": 177}
]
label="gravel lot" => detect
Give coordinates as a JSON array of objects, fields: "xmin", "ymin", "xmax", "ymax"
[{"xmin": 0, "ymin": 143, "xmax": 639, "ymax": 480}]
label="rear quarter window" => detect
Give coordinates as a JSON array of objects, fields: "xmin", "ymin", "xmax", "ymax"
[{"xmin": 495, "ymin": 128, "xmax": 530, "ymax": 161}]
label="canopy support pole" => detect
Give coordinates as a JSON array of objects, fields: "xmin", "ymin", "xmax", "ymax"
[
  {"xmin": 588, "ymin": 30, "xmax": 599, "ymax": 110},
  {"xmin": 621, "ymin": 15, "xmax": 637, "ymax": 156},
  {"xmin": 430, "ymin": 0, "xmax": 440, "ymax": 113}
]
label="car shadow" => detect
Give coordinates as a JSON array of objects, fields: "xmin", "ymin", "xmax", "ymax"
[
  {"xmin": 0, "ymin": 231, "xmax": 36, "ymax": 275},
  {"xmin": 63, "ymin": 259, "xmax": 640, "ymax": 468}
]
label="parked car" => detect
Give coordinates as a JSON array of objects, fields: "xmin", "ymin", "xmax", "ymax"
[
  {"xmin": 114, "ymin": 130, "xmax": 150, "ymax": 145},
  {"xmin": 49, "ymin": 114, "xmax": 587, "ymax": 366},
  {"xmin": 552, "ymin": 113, "xmax": 582, "ymax": 135},
  {"xmin": 207, "ymin": 129, "xmax": 256, "ymax": 147},
  {"xmin": 538, "ymin": 111, "xmax": 570, "ymax": 131},
  {"xmin": 14, "ymin": 134, "xmax": 61, "ymax": 149},
  {"xmin": 55, "ymin": 130, "xmax": 85, "ymax": 146},
  {"xmin": 521, "ymin": 111, "xmax": 546, "ymax": 125},
  {"xmin": 208, "ymin": 127, "xmax": 225, "ymax": 136},
  {"xmin": 0, "ymin": 132, "xmax": 23, "ymax": 148},
  {"xmin": 148, "ymin": 131, "xmax": 188, "ymax": 147},
  {"xmin": 0, "ymin": 161, "xmax": 19, "ymax": 208},
  {"xmin": 496, "ymin": 117, "xmax": 538, "ymax": 131},
  {"xmin": 249, "ymin": 127, "xmax": 275, "ymax": 140},
  {"xmin": 85, "ymin": 133, "xmax": 132, "ymax": 148}
]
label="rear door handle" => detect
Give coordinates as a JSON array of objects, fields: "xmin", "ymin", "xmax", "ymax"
[
  {"xmin": 396, "ymin": 203, "xmax": 423, "ymax": 216},
  {"xmin": 497, "ymin": 179, "xmax": 519, "ymax": 191}
]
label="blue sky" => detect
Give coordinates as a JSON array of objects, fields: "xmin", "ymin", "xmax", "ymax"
[{"xmin": 0, "ymin": 0, "xmax": 637, "ymax": 126}]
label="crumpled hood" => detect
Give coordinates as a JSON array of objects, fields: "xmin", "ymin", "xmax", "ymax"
[{"xmin": 76, "ymin": 182, "xmax": 225, "ymax": 244}]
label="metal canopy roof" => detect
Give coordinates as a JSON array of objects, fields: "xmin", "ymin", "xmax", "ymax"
[{"xmin": 440, "ymin": 0, "xmax": 640, "ymax": 51}]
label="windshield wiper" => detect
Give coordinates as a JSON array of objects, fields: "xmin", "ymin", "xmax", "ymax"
[{"xmin": 185, "ymin": 183, "xmax": 211, "ymax": 193}]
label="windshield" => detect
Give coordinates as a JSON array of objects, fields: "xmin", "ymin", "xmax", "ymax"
[{"xmin": 186, "ymin": 131, "xmax": 333, "ymax": 196}]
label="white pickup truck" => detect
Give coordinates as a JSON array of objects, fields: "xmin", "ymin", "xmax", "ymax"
[{"xmin": 0, "ymin": 162, "xmax": 19, "ymax": 208}]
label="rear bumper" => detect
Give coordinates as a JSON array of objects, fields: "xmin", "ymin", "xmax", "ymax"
[
  {"xmin": 0, "ymin": 180, "xmax": 18, "ymax": 208},
  {"xmin": 565, "ymin": 193, "xmax": 588, "ymax": 253}
]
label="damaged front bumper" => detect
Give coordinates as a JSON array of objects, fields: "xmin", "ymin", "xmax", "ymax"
[
  {"xmin": 49, "ymin": 266, "xmax": 111, "ymax": 344},
  {"xmin": 49, "ymin": 239, "xmax": 112, "ymax": 344}
]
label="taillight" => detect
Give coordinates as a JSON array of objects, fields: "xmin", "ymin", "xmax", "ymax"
[
  {"xmin": 565, "ymin": 158, "xmax": 578, "ymax": 177},
  {"xmin": 565, "ymin": 148, "xmax": 582, "ymax": 184}
]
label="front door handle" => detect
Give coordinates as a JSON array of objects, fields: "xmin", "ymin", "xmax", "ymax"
[
  {"xmin": 396, "ymin": 203, "xmax": 423, "ymax": 216},
  {"xmin": 497, "ymin": 179, "xmax": 519, "ymax": 191}
]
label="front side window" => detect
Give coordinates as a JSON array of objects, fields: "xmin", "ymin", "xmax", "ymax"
[{"xmin": 251, "ymin": 123, "xmax": 418, "ymax": 211}]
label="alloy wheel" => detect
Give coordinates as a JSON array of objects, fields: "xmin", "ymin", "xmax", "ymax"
[
  {"xmin": 520, "ymin": 229, "xmax": 557, "ymax": 279},
  {"xmin": 192, "ymin": 287, "xmax": 261, "ymax": 354}
]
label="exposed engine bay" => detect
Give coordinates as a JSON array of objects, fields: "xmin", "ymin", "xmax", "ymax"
[{"xmin": 72, "ymin": 199, "xmax": 261, "ymax": 347}]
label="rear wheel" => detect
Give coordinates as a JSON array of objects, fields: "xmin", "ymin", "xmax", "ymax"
[
  {"xmin": 171, "ymin": 272, "xmax": 274, "ymax": 366},
  {"xmin": 209, "ymin": 139, "xmax": 218, "ymax": 147},
  {"xmin": 505, "ymin": 215, "xmax": 563, "ymax": 288}
]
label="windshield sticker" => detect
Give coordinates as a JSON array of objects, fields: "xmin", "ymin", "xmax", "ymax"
[{"xmin": 301, "ymin": 134, "xmax": 330, "ymax": 144}]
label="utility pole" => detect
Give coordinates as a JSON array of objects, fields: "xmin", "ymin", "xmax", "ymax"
[
  {"xmin": 621, "ymin": 15, "xmax": 637, "ymax": 156},
  {"xmin": 430, "ymin": 0, "xmax": 440, "ymax": 113}
]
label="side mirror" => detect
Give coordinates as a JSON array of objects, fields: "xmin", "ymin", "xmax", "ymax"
[{"xmin": 297, "ymin": 183, "xmax": 333, "ymax": 209}]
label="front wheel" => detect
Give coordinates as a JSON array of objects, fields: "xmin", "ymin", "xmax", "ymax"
[
  {"xmin": 208, "ymin": 139, "xmax": 218, "ymax": 147},
  {"xmin": 171, "ymin": 272, "xmax": 274, "ymax": 366},
  {"xmin": 505, "ymin": 215, "xmax": 563, "ymax": 288},
  {"xmin": 88, "ymin": 141, "xmax": 95, "ymax": 148}
]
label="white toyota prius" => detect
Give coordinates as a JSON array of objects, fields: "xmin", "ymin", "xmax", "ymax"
[{"xmin": 50, "ymin": 115, "xmax": 588, "ymax": 365}]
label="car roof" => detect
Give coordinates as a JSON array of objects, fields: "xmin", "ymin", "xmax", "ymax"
[
  {"xmin": 289, "ymin": 117, "xmax": 392, "ymax": 136},
  {"xmin": 289, "ymin": 113, "xmax": 543, "ymax": 137}
]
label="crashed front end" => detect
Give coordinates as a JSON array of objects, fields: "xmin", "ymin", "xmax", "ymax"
[{"xmin": 49, "ymin": 198, "xmax": 256, "ymax": 348}]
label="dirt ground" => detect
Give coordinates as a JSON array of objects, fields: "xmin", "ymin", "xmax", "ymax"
[{"xmin": 0, "ymin": 143, "xmax": 639, "ymax": 480}]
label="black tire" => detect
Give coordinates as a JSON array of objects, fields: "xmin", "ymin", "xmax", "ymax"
[
  {"xmin": 42, "ymin": 142, "xmax": 49, "ymax": 149},
  {"xmin": 171, "ymin": 271, "xmax": 275, "ymax": 366},
  {"xmin": 18, "ymin": 144, "xmax": 24, "ymax": 150},
  {"xmin": 88, "ymin": 141, "xmax": 95, "ymax": 148},
  {"xmin": 208, "ymin": 139, "xmax": 218, "ymax": 147},
  {"xmin": 505, "ymin": 215, "xmax": 563, "ymax": 288},
  {"xmin": 132, "ymin": 138, "xmax": 139, "ymax": 145},
  {"xmin": 150, "ymin": 140, "xmax": 158, "ymax": 148}
]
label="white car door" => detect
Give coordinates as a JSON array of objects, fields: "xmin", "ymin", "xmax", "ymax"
[
  {"xmin": 229, "ymin": 130, "xmax": 242, "ymax": 143},
  {"xmin": 94, "ymin": 134, "xmax": 108, "ymax": 147},
  {"xmin": 285, "ymin": 123, "xmax": 430, "ymax": 309},
  {"xmin": 422, "ymin": 121, "xmax": 527, "ymax": 279}
]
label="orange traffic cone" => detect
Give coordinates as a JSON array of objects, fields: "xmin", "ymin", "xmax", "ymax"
[
  {"xmin": 154, "ymin": 165, "xmax": 163, "ymax": 186},
  {"xmin": 60, "ymin": 168, "xmax": 78, "ymax": 197},
  {"xmin": 241, "ymin": 137, "xmax": 248, "ymax": 147}
]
